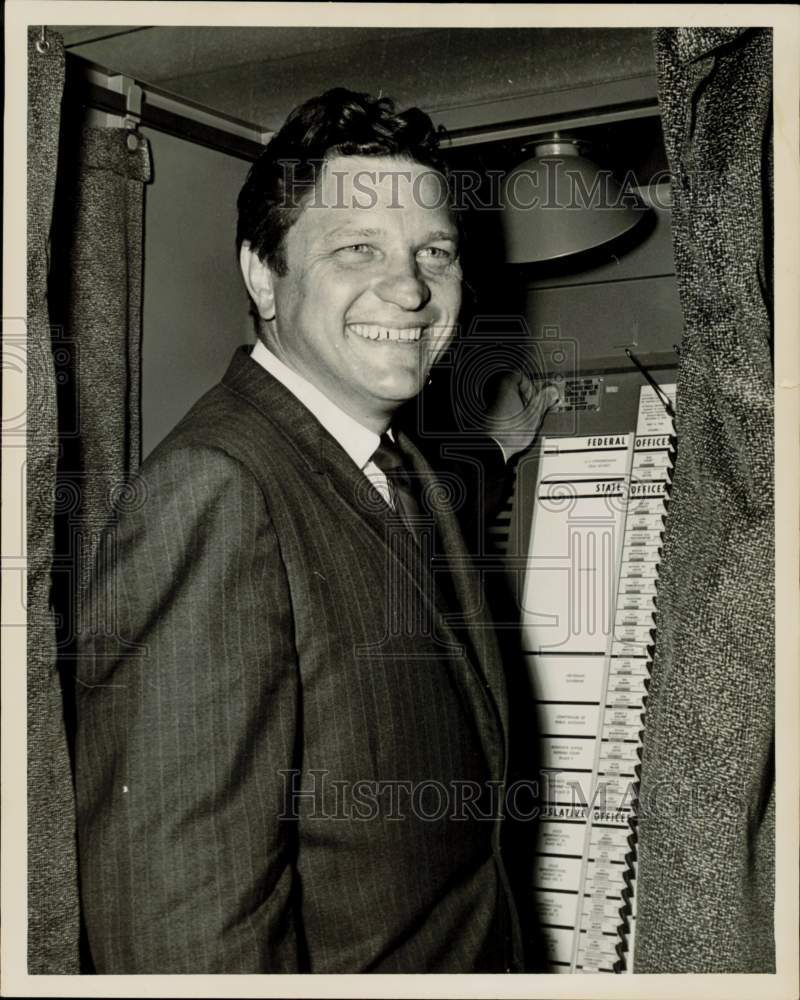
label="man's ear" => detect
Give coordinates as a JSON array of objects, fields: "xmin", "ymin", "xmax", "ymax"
[{"xmin": 239, "ymin": 242, "xmax": 276, "ymax": 321}]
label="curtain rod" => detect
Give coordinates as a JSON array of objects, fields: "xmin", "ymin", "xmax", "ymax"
[
  {"xmin": 441, "ymin": 99, "xmax": 660, "ymax": 148},
  {"xmin": 64, "ymin": 53, "xmax": 273, "ymax": 161}
]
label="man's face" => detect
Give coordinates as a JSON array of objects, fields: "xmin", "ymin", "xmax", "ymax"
[{"xmin": 263, "ymin": 155, "xmax": 461, "ymax": 430}]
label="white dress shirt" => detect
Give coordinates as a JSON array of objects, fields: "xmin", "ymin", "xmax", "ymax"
[{"xmin": 250, "ymin": 340, "xmax": 394, "ymax": 505}]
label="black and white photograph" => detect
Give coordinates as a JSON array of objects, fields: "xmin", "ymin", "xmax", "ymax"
[{"xmin": 3, "ymin": 2, "xmax": 798, "ymax": 996}]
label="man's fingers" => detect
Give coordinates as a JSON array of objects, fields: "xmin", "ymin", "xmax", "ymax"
[
  {"xmin": 541, "ymin": 384, "xmax": 560, "ymax": 411},
  {"xmin": 522, "ymin": 382, "xmax": 559, "ymax": 419}
]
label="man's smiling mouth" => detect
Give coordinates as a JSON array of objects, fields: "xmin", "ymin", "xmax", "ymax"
[{"xmin": 347, "ymin": 323, "xmax": 424, "ymax": 342}]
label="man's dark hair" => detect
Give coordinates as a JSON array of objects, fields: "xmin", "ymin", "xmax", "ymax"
[{"xmin": 236, "ymin": 87, "xmax": 448, "ymax": 276}]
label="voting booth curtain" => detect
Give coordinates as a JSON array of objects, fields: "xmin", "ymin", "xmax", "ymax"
[
  {"xmin": 635, "ymin": 28, "xmax": 775, "ymax": 972},
  {"xmin": 27, "ymin": 27, "xmax": 151, "ymax": 973}
]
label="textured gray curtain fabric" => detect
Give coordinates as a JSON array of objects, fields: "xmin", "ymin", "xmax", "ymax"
[
  {"xmin": 49, "ymin": 123, "xmax": 151, "ymax": 973},
  {"xmin": 28, "ymin": 31, "xmax": 152, "ymax": 972},
  {"xmin": 635, "ymin": 28, "xmax": 774, "ymax": 972},
  {"xmin": 50, "ymin": 125, "xmax": 151, "ymax": 543},
  {"xmin": 26, "ymin": 27, "xmax": 82, "ymax": 975}
]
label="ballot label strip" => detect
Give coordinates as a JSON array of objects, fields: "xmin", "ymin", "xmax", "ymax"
[
  {"xmin": 520, "ymin": 433, "xmax": 634, "ymax": 973},
  {"xmin": 611, "ymin": 386, "xmax": 676, "ymax": 972},
  {"xmin": 520, "ymin": 387, "xmax": 676, "ymax": 974}
]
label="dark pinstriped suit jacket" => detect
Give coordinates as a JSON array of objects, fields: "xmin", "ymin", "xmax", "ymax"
[{"xmin": 75, "ymin": 346, "xmax": 525, "ymax": 973}]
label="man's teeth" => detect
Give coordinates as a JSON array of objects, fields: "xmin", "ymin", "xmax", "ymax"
[{"xmin": 348, "ymin": 323, "xmax": 424, "ymax": 342}]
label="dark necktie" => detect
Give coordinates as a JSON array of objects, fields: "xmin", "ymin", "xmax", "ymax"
[
  {"xmin": 372, "ymin": 434, "xmax": 468, "ymax": 649},
  {"xmin": 372, "ymin": 435, "xmax": 466, "ymax": 637},
  {"xmin": 370, "ymin": 432, "xmax": 423, "ymax": 540}
]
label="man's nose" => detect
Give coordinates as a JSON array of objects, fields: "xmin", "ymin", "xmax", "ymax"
[{"xmin": 373, "ymin": 259, "xmax": 431, "ymax": 311}]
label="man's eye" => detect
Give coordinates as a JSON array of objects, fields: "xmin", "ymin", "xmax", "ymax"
[
  {"xmin": 418, "ymin": 246, "xmax": 454, "ymax": 263},
  {"xmin": 338, "ymin": 244, "xmax": 373, "ymax": 255}
]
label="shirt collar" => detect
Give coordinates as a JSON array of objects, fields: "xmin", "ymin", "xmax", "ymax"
[{"xmin": 250, "ymin": 340, "xmax": 380, "ymax": 471}]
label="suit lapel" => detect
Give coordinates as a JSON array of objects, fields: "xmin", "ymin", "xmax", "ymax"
[
  {"xmin": 316, "ymin": 434, "xmax": 473, "ymax": 660},
  {"xmin": 397, "ymin": 429, "xmax": 510, "ymax": 746},
  {"xmin": 224, "ymin": 349, "xmax": 446, "ymax": 609},
  {"xmin": 222, "ymin": 347, "xmax": 508, "ymax": 772}
]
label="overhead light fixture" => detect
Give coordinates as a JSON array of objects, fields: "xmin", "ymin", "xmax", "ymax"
[{"xmin": 499, "ymin": 134, "xmax": 650, "ymax": 264}]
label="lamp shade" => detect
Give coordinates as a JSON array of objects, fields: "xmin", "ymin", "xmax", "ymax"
[{"xmin": 499, "ymin": 137, "xmax": 650, "ymax": 264}]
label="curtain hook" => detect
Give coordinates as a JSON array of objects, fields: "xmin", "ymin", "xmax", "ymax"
[{"xmin": 35, "ymin": 26, "xmax": 50, "ymax": 54}]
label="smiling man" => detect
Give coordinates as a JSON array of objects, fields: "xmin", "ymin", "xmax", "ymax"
[
  {"xmin": 75, "ymin": 89, "xmax": 545, "ymax": 975},
  {"xmin": 240, "ymin": 155, "xmax": 461, "ymax": 429}
]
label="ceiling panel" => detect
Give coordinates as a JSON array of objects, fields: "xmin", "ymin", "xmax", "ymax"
[
  {"xmin": 54, "ymin": 25, "xmax": 424, "ymax": 82},
  {"xmin": 52, "ymin": 25, "xmax": 656, "ymax": 132}
]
